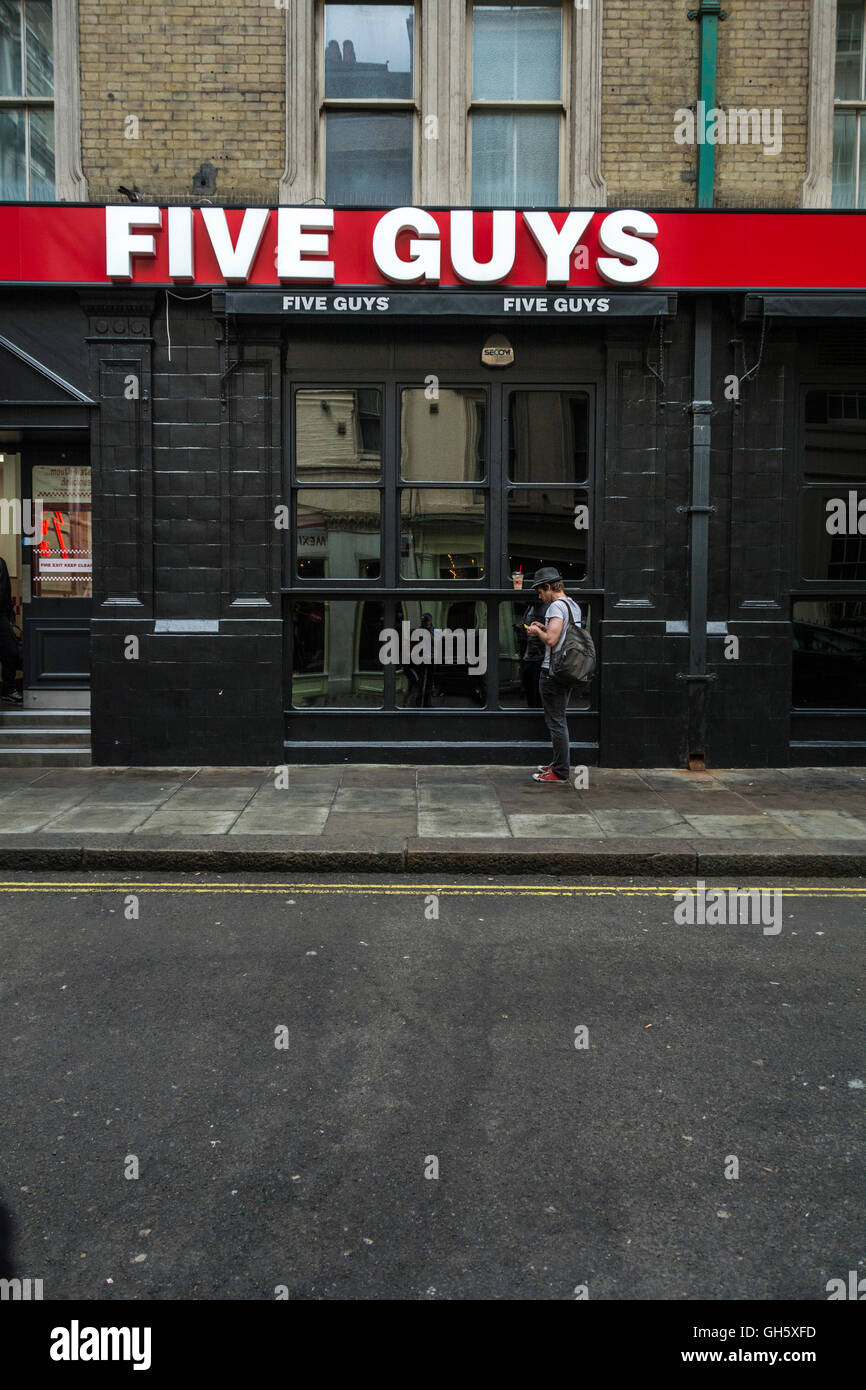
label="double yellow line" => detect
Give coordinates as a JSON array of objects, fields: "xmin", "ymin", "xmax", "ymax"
[{"xmin": 0, "ymin": 881, "xmax": 862, "ymax": 898}]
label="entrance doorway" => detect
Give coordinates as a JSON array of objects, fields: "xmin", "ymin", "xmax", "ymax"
[
  {"xmin": 283, "ymin": 375, "xmax": 602, "ymax": 760},
  {"xmin": 18, "ymin": 444, "xmax": 92, "ymax": 701}
]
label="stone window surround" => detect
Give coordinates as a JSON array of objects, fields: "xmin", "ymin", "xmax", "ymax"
[
  {"xmin": 802, "ymin": 0, "xmax": 837, "ymax": 207},
  {"xmin": 279, "ymin": 0, "xmax": 605, "ymax": 206}
]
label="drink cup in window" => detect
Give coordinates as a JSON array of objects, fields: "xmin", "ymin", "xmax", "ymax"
[{"xmin": 511, "ymin": 572, "xmax": 523, "ymax": 590}]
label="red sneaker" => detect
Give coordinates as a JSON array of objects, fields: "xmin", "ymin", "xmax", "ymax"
[
  {"xmin": 536, "ymin": 763, "xmax": 553, "ymax": 773},
  {"xmin": 532, "ymin": 769, "xmax": 569, "ymax": 783}
]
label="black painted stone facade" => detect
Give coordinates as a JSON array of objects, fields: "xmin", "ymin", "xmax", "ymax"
[{"xmin": 2, "ymin": 286, "xmax": 863, "ymax": 767}]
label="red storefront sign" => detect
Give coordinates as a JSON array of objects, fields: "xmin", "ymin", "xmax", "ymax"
[{"xmin": 0, "ymin": 205, "xmax": 865, "ymax": 290}]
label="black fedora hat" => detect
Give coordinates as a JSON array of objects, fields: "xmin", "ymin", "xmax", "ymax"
[{"xmin": 529, "ymin": 566, "xmax": 563, "ymax": 588}]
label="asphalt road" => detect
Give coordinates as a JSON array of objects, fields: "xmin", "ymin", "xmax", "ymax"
[{"xmin": 1, "ymin": 874, "xmax": 863, "ymax": 1301}]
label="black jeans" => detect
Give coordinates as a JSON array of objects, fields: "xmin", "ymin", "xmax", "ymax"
[
  {"xmin": 0, "ymin": 619, "xmax": 19, "ymax": 694},
  {"xmin": 539, "ymin": 671, "xmax": 571, "ymax": 779}
]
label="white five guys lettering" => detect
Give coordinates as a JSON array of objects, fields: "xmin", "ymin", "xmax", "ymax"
[{"xmin": 105, "ymin": 207, "xmax": 659, "ymax": 287}]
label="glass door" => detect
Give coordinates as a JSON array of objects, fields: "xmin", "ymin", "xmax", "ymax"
[{"xmin": 21, "ymin": 449, "xmax": 92, "ymax": 691}]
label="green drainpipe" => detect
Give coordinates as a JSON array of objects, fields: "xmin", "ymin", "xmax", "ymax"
[{"xmin": 689, "ymin": 1, "xmax": 726, "ymax": 209}]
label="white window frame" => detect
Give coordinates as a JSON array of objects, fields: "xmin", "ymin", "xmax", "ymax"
[
  {"xmin": 466, "ymin": 0, "xmax": 569, "ymax": 207},
  {"xmin": 316, "ymin": 0, "xmax": 421, "ymax": 205},
  {"xmin": 0, "ymin": 0, "xmax": 85, "ymax": 201},
  {"xmin": 832, "ymin": 0, "xmax": 866, "ymax": 205}
]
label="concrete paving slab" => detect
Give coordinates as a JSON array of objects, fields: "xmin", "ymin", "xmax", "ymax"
[
  {"xmin": 680, "ymin": 813, "xmax": 801, "ymax": 839},
  {"xmin": 339, "ymin": 767, "xmax": 418, "ymax": 786},
  {"xmin": 332, "ymin": 788, "xmax": 417, "ymax": 813},
  {"xmin": 417, "ymin": 809, "xmax": 510, "ymax": 837},
  {"xmin": 591, "ymin": 808, "xmax": 692, "ymax": 837},
  {"xmin": 508, "ymin": 813, "xmax": 603, "ymax": 837},
  {"xmin": 39, "ymin": 807, "xmax": 155, "ymax": 833},
  {"xmin": 769, "ymin": 810, "xmax": 866, "ymax": 840},
  {"xmin": 418, "ymin": 783, "xmax": 500, "ymax": 809},
  {"xmin": 136, "ymin": 810, "xmax": 243, "ymax": 835},
  {"xmin": 326, "ymin": 813, "xmax": 418, "ymax": 837},
  {"xmin": 229, "ymin": 805, "xmax": 330, "ymax": 835}
]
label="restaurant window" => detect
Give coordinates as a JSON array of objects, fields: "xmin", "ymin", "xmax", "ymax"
[
  {"xmin": 0, "ymin": 0, "xmax": 53, "ymax": 199},
  {"xmin": 469, "ymin": 1, "xmax": 564, "ymax": 206},
  {"xmin": 400, "ymin": 388, "xmax": 487, "ymax": 580},
  {"xmin": 323, "ymin": 2, "xmax": 416, "ymax": 205},
  {"xmin": 294, "ymin": 388, "xmax": 383, "ymax": 580},
  {"xmin": 800, "ymin": 389, "xmax": 866, "ymax": 583},
  {"xmin": 30, "ymin": 463, "xmax": 91, "ymax": 598},
  {"xmin": 833, "ymin": 0, "xmax": 866, "ymax": 206},
  {"xmin": 507, "ymin": 390, "xmax": 589, "ymax": 580}
]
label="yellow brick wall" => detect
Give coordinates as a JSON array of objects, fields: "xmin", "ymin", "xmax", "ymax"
[
  {"xmin": 602, "ymin": 1, "xmax": 810, "ymax": 208},
  {"xmin": 78, "ymin": 0, "xmax": 287, "ymax": 202},
  {"xmin": 77, "ymin": 1, "xmax": 811, "ymax": 208},
  {"xmin": 714, "ymin": 1, "xmax": 809, "ymax": 207}
]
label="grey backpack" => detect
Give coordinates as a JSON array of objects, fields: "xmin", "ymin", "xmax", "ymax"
[{"xmin": 549, "ymin": 598, "xmax": 596, "ymax": 688}]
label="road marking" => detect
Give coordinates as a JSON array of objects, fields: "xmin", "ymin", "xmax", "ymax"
[{"xmin": 0, "ymin": 881, "xmax": 862, "ymax": 898}]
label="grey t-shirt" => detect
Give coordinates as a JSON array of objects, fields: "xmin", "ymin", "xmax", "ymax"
[{"xmin": 541, "ymin": 597, "xmax": 582, "ymax": 670}]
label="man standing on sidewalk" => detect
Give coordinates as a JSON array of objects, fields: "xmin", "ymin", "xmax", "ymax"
[{"xmin": 525, "ymin": 567, "xmax": 581, "ymax": 784}]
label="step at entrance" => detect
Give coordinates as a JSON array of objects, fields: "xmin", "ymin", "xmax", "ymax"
[{"xmin": 0, "ymin": 709, "xmax": 92, "ymax": 766}]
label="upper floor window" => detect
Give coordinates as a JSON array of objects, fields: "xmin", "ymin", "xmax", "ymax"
[
  {"xmin": 0, "ymin": 0, "xmax": 53, "ymax": 199},
  {"xmin": 833, "ymin": 0, "xmax": 866, "ymax": 206},
  {"xmin": 470, "ymin": 1, "xmax": 564, "ymax": 206},
  {"xmin": 323, "ymin": 2, "xmax": 416, "ymax": 206}
]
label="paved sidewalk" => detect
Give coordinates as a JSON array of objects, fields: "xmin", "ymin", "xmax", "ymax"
[{"xmin": 0, "ymin": 764, "xmax": 863, "ymax": 873}]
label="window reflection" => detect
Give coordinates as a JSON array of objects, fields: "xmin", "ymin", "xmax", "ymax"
[
  {"xmin": 295, "ymin": 389, "xmax": 382, "ymax": 481},
  {"xmin": 296, "ymin": 489, "xmax": 381, "ymax": 579},
  {"xmin": 292, "ymin": 600, "xmax": 385, "ymax": 707},
  {"xmin": 793, "ymin": 599, "xmax": 866, "ymax": 707},
  {"xmin": 30, "ymin": 465, "xmax": 92, "ymax": 598},
  {"xmin": 499, "ymin": 598, "xmax": 592, "ymax": 709},
  {"xmin": 401, "ymin": 388, "xmax": 486, "ymax": 481},
  {"xmin": 395, "ymin": 600, "xmax": 487, "ymax": 707},
  {"xmin": 507, "ymin": 488, "xmax": 587, "ymax": 581},
  {"xmin": 802, "ymin": 390, "xmax": 866, "ymax": 581},
  {"xmin": 325, "ymin": 3, "xmax": 413, "ymax": 98},
  {"xmin": 400, "ymin": 489, "xmax": 485, "ymax": 579},
  {"xmin": 509, "ymin": 392, "xmax": 589, "ymax": 483}
]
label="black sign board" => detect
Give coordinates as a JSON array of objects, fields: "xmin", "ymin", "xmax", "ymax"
[{"xmin": 222, "ymin": 289, "xmax": 677, "ymax": 318}]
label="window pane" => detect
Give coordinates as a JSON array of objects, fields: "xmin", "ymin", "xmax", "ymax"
[
  {"xmin": 509, "ymin": 391, "xmax": 589, "ymax": 483},
  {"xmin": 291, "ymin": 600, "xmax": 385, "ymax": 707},
  {"xmin": 793, "ymin": 600, "xmax": 866, "ymax": 708},
  {"xmin": 30, "ymin": 465, "xmax": 92, "ymax": 598},
  {"xmin": 29, "ymin": 102, "xmax": 53, "ymax": 196},
  {"xmin": 0, "ymin": 104, "xmax": 26, "ymax": 197},
  {"xmin": 395, "ymin": 600, "xmax": 487, "ymax": 707},
  {"xmin": 507, "ymin": 488, "xmax": 588, "ymax": 581},
  {"xmin": 832, "ymin": 111, "xmax": 857, "ymax": 207},
  {"xmin": 499, "ymin": 597, "xmax": 592, "ymax": 708},
  {"xmin": 325, "ymin": 3, "xmax": 413, "ymax": 98},
  {"xmin": 801, "ymin": 490, "xmax": 866, "ymax": 582},
  {"xmin": 296, "ymin": 488, "xmax": 381, "ymax": 578},
  {"xmin": 472, "ymin": 112, "xmax": 559, "ymax": 206},
  {"xmin": 0, "ymin": 0, "xmax": 21, "ymax": 95},
  {"xmin": 400, "ymin": 489, "xmax": 485, "ymax": 579},
  {"xmin": 836, "ymin": 0, "xmax": 864, "ymax": 100},
  {"xmin": 401, "ymin": 388, "xmax": 486, "ymax": 481},
  {"xmin": 24, "ymin": 0, "xmax": 52, "ymax": 97},
  {"xmin": 326, "ymin": 110, "xmax": 412, "ymax": 205},
  {"xmin": 295, "ymin": 388, "xmax": 382, "ymax": 481},
  {"xmin": 473, "ymin": 4, "xmax": 562, "ymax": 100},
  {"xmin": 805, "ymin": 390, "xmax": 866, "ymax": 479}
]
